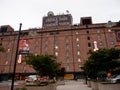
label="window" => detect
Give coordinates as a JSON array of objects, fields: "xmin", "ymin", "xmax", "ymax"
[
  {"xmin": 88, "ymin": 43, "xmax": 91, "ymax": 47},
  {"xmin": 98, "ymin": 35, "xmax": 102, "ymax": 40},
  {"xmin": 78, "ymin": 58, "xmax": 81, "ymax": 62},
  {"xmin": 55, "ymin": 45, "xmax": 58, "ymax": 49},
  {"xmin": 46, "ymin": 33, "xmax": 49, "ymax": 37},
  {"xmin": 45, "ymin": 40, "xmax": 48, "ymax": 44},
  {"xmin": 77, "ymin": 50, "xmax": 80, "ymax": 55},
  {"xmin": 110, "ymin": 33, "xmax": 114, "ymax": 40},
  {"xmin": 35, "ymin": 46, "xmax": 38, "ymax": 51},
  {"xmin": 86, "ymin": 30, "xmax": 89, "ymax": 34},
  {"xmin": 66, "ymin": 65, "xmax": 70, "ymax": 71},
  {"xmin": 4, "ymin": 67, "xmax": 7, "ymax": 72},
  {"xmin": 56, "ymin": 31, "xmax": 59, "ymax": 34},
  {"xmin": 76, "ymin": 38, "xmax": 79, "ymax": 42},
  {"xmin": 66, "ymin": 44, "xmax": 69, "ymax": 49},
  {"xmin": 78, "ymin": 65, "xmax": 81, "ymax": 70},
  {"xmin": 6, "ymin": 54, "xmax": 8, "ymax": 59},
  {"xmin": 110, "ymin": 41, "xmax": 115, "ymax": 46},
  {"xmin": 50, "ymin": 32, "xmax": 54, "ymax": 35},
  {"xmin": 99, "ymin": 42, "xmax": 103, "ymax": 46},
  {"xmin": 45, "ymin": 46, "xmax": 48, "ymax": 51},
  {"xmin": 97, "ymin": 30, "xmax": 100, "ymax": 33},
  {"xmin": 65, "ymin": 32, "xmax": 69, "ymax": 35},
  {"xmin": 8, "ymin": 49, "xmax": 10, "ymax": 52},
  {"xmin": 87, "ymin": 36, "xmax": 90, "ymax": 40},
  {"xmin": 76, "ymin": 31, "xmax": 79, "ymax": 35},
  {"xmin": 66, "ymin": 38, "xmax": 69, "ymax": 43},
  {"xmin": 7, "ymin": 43, "xmax": 11, "ymax": 48},
  {"xmin": 55, "ymin": 52, "xmax": 58, "ymax": 56},
  {"xmin": 36, "ymin": 40, "xmax": 38, "ymax": 45},
  {"xmin": 66, "ymin": 50, "xmax": 69, "ymax": 56},
  {"xmin": 89, "ymin": 49, "xmax": 92, "ymax": 53},
  {"xmin": 77, "ymin": 43, "xmax": 80, "ymax": 48},
  {"xmin": 0, "ymin": 38, "xmax": 3, "ymax": 40},
  {"xmin": 5, "ymin": 61, "xmax": 8, "ymax": 65},
  {"xmin": 66, "ymin": 58, "xmax": 70, "ymax": 63}
]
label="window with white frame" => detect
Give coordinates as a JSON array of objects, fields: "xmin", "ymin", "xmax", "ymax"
[
  {"xmin": 76, "ymin": 31, "xmax": 79, "ymax": 35},
  {"xmin": 77, "ymin": 50, "xmax": 80, "ymax": 55},
  {"xmin": 78, "ymin": 58, "xmax": 81, "ymax": 62},
  {"xmin": 77, "ymin": 43, "xmax": 80, "ymax": 48},
  {"xmin": 76, "ymin": 37, "xmax": 79, "ymax": 42},
  {"xmin": 55, "ymin": 52, "xmax": 58, "ymax": 56}
]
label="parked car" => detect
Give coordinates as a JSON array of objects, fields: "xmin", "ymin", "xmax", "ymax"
[
  {"xmin": 108, "ymin": 74, "xmax": 120, "ymax": 83},
  {"xmin": 37, "ymin": 76, "xmax": 49, "ymax": 85},
  {"xmin": 25, "ymin": 75, "xmax": 40, "ymax": 82}
]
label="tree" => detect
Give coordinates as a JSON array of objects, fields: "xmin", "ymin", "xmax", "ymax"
[
  {"xmin": 25, "ymin": 54, "xmax": 63, "ymax": 78},
  {"xmin": 0, "ymin": 46, "xmax": 5, "ymax": 52},
  {"xmin": 56, "ymin": 67, "xmax": 65, "ymax": 77},
  {"xmin": 82, "ymin": 48, "xmax": 120, "ymax": 79}
]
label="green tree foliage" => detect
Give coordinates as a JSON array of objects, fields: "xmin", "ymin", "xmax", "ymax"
[
  {"xmin": 16, "ymin": 87, "xmax": 27, "ymax": 90},
  {"xmin": 82, "ymin": 48, "xmax": 120, "ymax": 79},
  {"xmin": 56, "ymin": 67, "xmax": 65, "ymax": 77},
  {"xmin": 0, "ymin": 46, "xmax": 5, "ymax": 52},
  {"xmin": 25, "ymin": 54, "xmax": 65, "ymax": 78}
]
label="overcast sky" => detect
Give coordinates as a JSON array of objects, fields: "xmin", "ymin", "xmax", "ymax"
[{"xmin": 0, "ymin": 0, "xmax": 120, "ymax": 30}]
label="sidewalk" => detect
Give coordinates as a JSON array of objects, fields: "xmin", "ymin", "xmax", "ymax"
[{"xmin": 56, "ymin": 80, "xmax": 92, "ymax": 90}]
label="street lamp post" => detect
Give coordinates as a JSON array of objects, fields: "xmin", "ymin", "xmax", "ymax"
[{"xmin": 11, "ymin": 23, "xmax": 22, "ymax": 90}]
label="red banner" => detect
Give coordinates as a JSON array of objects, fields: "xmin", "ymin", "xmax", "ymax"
[{"xmin": 19, "ymin": 39, "xmax": 30, "ymax": 54}]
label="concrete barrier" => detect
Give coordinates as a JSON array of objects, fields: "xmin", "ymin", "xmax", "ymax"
[
  {"xmin": 98, "ymin": 83, "xmax": 120, "ymax": 90},
  {"xmin": 87, "ymin": 80, "xmax": 91, "ymax": 87},
  {"xmin": 25, "ymin": 84, "xmax": 56, "ymax": 90},
  {"xmin": 91, "ymin": 81, "xmax": 99, "ymax": 90},
  {"xmin": 14, "ymin": 83, "xmax": 26, "ymax": 90}
]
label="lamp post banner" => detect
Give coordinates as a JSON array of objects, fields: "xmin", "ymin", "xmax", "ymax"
[{"xmin": 19, "ymin": 39, "xmax": 30, "ymax": 54}]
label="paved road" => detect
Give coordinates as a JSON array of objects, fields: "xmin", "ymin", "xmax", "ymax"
[
  {"xmin": 56, "ymin": 80, "xmax": 92, "ymax": 90},
  {"xmin": 0, "ymin": 81, "xmax": 25, "ymax": 90},
  {"xmin": 0, "ymin": 81, "xmax": 20, "ymax": 87}
]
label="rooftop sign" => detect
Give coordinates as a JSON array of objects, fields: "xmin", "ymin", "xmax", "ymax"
[{"xmin": 42, "ymin": 12, "xmax": 72, "ymax": 27}]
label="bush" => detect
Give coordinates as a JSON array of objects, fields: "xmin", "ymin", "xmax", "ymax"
[{"xmin": 16, "ymin": 87, "xmax": 27, "ymax": 90}]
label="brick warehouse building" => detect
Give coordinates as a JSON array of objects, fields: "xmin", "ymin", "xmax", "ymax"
[{"xmin": 0, "ymin": 12, "xmax": 120, "ymax": 80}]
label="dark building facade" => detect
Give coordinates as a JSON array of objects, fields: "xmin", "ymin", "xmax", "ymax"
[{"xmin": 0, "ymin": 12, "xmax": 120, "ymax": 80}]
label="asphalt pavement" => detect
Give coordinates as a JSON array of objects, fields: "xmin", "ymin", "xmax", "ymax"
[
  {"xmin": 56, "ymin": 80, "xmax": 92, "ymax": 90},
  {"xmin": 0, "ymin": 81, "xmax": 25, "ymax": 90},
  {"xmin": 0, "ymin": 80, "xmax": 92, "ymax": 90}
]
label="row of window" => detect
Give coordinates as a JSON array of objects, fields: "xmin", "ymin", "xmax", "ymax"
[
  {"xmin": 46, "ymin": 29, "xmax": 107, "ymax": 36},
  {"xmin": 66, "ymin": 64, "xmax": 82, "ymax": 71},
  {"xmin": 2, "ymin": 60, "xmax": 81, "ymax": 72},
  {"xmin": 66, "ymin": 58, "xmax": 81, "ymax": 63}
]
